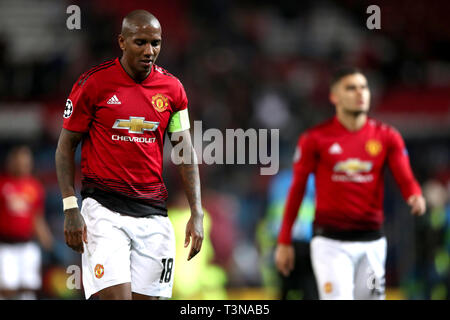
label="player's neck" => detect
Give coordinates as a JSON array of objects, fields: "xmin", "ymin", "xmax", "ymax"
[
  {"xmin": 119, "ymin": 56, "xmax": 150, "ymax": 82},
  {"xmin": 336, "ymin": 110, "xmax": 367, "ymax": 132}
]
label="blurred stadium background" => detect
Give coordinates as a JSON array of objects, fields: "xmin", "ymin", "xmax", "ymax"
[{"xmin": 0, "ymin": 0, "xmax": 449, "ymax": 299}]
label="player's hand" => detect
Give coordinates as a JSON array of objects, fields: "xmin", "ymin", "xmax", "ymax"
[
  {"xmin": 275, "ymin": 244, "xmax": 295, "ymax": 277},
  {"xmin": 407, "ymin": 194, "xmax": 426, "ymax": 216},
  {"xmin": 184, "ymin": 212, "xmax": 204, "ymax": 261},
  {"xmin": 64, "ymin": 207, "xmax": 88, "ymax": 253}
]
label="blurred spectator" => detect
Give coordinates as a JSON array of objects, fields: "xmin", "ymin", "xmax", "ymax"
[
  {"xmin": 401, "ymin": 178, "xmax": 450, "ymax": 299},
  {"xmin": 202, "ymin": 190, "xmax": 239, "ymax": 271},
  {"xmin": 168, "ymin": 192, "xmax": 227, "ymax": 299}
]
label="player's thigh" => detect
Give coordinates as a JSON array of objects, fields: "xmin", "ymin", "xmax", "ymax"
[
  {"xmin": 81, "ymin": 198, "xmax": 132, "ymax": 299},
  {"xmin": 19, "ymin": 242, "xmax": 41, "ymax": 290},
  {"xmin": 129, "ymin": 215, "xmax": 176, "ymax": 298},
  {"xmin": 310, "ymin": 236, "xmax": 355, "ymax": 300},
  {"xmin": 97, "ymin": 283, "xmax": 132, "ymax": 300},
  {"xmin": 354, "ymin": 238, "xmax": 387, "ymax": 300},
  {"xmin": 132, "ymin": 292, "xmax": 159, "ymax": 300},
  {"xmin": 0, "ymin": 244, "xmax": 21, "ymax": 290}
]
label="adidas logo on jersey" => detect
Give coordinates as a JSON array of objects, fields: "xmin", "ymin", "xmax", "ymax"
[
  {"xmin": 329, "ymin": 142, "xmax": 343, "ymax": 154},
  {"xmin": 107, "ymin": 95, "xmax": 121, "ymax": 104}
]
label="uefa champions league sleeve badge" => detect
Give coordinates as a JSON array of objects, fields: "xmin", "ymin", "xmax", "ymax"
[{"xmin": 64, "ymin": 99, "xmax": 74, "ymax": 118}]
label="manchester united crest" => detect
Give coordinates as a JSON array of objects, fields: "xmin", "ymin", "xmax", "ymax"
[
  {"xmin": 365, "ymin": 139, "xmax": 382, "ymax": 157},
  {"xmin": 94, "ymin": 264, "xmax": 104, "ymax": 279},
  {"xmin": 151, "ymin": 94, "xmax": 169, "ymax": 112},
  {"xmin": 324, "ymin": 282, "xmax": 333, "ymax": 294}
]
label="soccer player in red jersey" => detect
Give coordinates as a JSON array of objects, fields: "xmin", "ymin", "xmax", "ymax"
[
  {"xmin": 55, "ymin": 10, "xmax": 203, "ymax": 300},
  {"xmin": 0, "ymin": 146, "xmax": 53, "ymax": 299},
  {"xmin": 275, "ymin": 67, "xmax": 426, "ymax": 299}
]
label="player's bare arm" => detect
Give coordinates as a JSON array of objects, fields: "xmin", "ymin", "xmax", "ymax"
[
  {"xmin": 55, "ymin": 128, "xmax": 88, "ymax": 253},
  {"xmin": 169, "ymin": 129, "xmax": 204, "ymax": 261},
  {"xmin": 33, "ymin": 212, "xmax": 54, "ymax": 251}
]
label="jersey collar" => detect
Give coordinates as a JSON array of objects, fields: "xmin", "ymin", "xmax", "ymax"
[
  {"xmin": 333, "ymin": 115, "xmax": 370, "ymax": 134},
  {"xmin": 115, "ymin": 57, "xmax": 154, "ymax": 85}
]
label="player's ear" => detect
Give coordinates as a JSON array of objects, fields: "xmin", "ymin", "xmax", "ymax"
[
  {"xmin": 329, "ymin": 91, "xmax": 338, "ymax": 106},
  {"xmin": 118, "ymin": 34, "xmax": 126, "ymax": 51}
]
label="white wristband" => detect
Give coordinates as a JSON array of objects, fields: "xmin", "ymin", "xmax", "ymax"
[{"xmin": 63, "ymin": 196, "xmax": 79, "ymax": 211}]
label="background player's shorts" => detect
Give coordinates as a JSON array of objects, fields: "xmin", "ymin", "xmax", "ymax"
[
  {"xmin": 310, "ymin": 236, "xmax": 387, "ymax": 300},
  {"xmin": 81, "ymin": 198, "xmax": 176, "ymax": 299},
  {"xmin": 0, "ymin": 241, "xmax": 41, "ymax": 290}
]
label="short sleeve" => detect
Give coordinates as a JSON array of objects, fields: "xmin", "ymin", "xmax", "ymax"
[
  {"xmin": 167, "ymin": 79, "xmax": 190, "ymax": 132},
  {"xmin": 174, "ymin": 80, "xmax": 188, "ymax": 112},
  {"xmin": 62, "ymin": 76, "xmax": 97, "ymax": 133}
]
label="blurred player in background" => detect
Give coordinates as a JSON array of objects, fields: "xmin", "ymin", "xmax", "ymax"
[
  {"xmin": 0, "ymin": 145, "xmax": 53, "ymax": 299},
  {"xmin": 275, "ymin": 67, "xmax": 426, "ymax": 300},
  {"xmin": 55, "ymin": 10, "xmax": 203, "ymax": 300}
]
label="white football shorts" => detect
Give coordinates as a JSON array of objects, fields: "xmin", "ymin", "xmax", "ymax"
[
  {"xmin": 310, "ymin": 235, "xmax": 387, "ymax": 300},
  {"xmin": 0, "ymin": 241, "xmax": 41, "ymax": 291},
  {"xmin": 80, "ymin": 197, "xmax": 176, "ymax": 299}
]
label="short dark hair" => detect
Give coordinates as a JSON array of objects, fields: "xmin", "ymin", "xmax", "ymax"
[{"xmin": 330, "ymin": 67, "xmax": 363, "ymax": 88}]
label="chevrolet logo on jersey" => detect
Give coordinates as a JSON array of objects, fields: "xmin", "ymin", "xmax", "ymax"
[
  {"xmin": 333, "ymin": 158, "xmax": 373, "ymax": 175},
  {"xmin": 113, "ymin": 117, "xmax": 159, "ymax": 134}
]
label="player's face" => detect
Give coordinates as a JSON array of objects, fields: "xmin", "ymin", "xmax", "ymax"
[
  {"xmin": 330, "ymin": 73, "xmax": 370, "ymax": 114},
  {"xmin": 119, "ymin": 23, "xmax": 162, "ymax": 77},
  {"xmin": 7, "ymin": 148, "xmax": 33, "ymax": 176}
]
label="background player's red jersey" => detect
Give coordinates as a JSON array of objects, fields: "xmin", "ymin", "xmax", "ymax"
[
  {"xmin": 63, "ymin": 58, "xmax": 188, "ymax": 215},
  {"xmin": 0, "ymin": 175, "xmax": 44, "ymax": 241},
  {"xmin": 278, "ymin": 116, "xmax": 422, "ymax": 244}
]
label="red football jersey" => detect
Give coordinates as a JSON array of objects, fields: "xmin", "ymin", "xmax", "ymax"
[
  {"xmin": 278, "ymin": 116, "xmax": 422, "ymax": 244},
  {"xmin": 63, "ymin": 58, "xmax": 188, "ymax": 209},
  {"xmin": 0, "ymin": 175, "xmax": 44, "ymax": 241}
]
